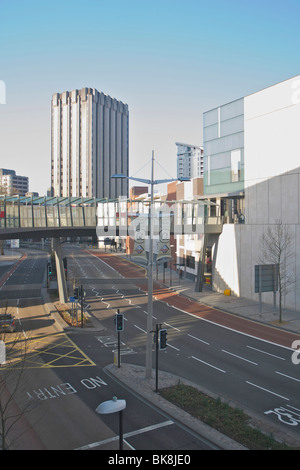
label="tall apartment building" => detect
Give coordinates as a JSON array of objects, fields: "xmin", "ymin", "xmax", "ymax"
[
  {"xmin": 0, "ymin": 169, "xmax": 29, "ymax": 196},
  {"xmin": 51, "ymin": 87, "xmax": 129, "ymax": 199},
  {"xmin": 176, "ymin": 142, "xmax": 203, "ymax": 180}
]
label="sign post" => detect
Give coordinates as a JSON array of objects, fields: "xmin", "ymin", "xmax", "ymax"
[
  {"xmin": 255, "ymin": 264, "xmax": 278, "ymax": 314},
  {"xmin": 154, "ymin": 324, "xmax": 167, "ymax": 392},
  {"xmin": 115, "ymin": 309, "xmax": 124, "ymax": 368}
]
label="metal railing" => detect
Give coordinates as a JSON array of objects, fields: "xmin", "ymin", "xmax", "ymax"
[{"xmin": 0, "ymin": 195, "xmax": 223, "ymax": 235}]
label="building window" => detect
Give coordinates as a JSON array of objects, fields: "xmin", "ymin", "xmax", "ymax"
[
  {"xmin": 207, "ymin": 155, "xmax": 210, "ymax": 185},
  {"xmin": 231, "ymin": 149, "xmax": 241, "ymax": 182}
]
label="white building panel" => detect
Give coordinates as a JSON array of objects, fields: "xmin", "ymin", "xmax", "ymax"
[{"xmin": 244, "ymin": 75, "xmax": 300, "ymax": 189}]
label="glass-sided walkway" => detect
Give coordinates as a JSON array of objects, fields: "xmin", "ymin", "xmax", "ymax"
[
  {"xmin": 0, "ymin": 195, "xmax": 223, "ymax": 236},
  {"xmin": 0, "ymin": 195, "xmax": 101, "ymax": 229}
]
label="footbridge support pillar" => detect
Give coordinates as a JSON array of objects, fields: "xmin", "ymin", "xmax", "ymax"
[{"xmin": 52, "ymin": 237, "xmax": 68, "ymax": 304}]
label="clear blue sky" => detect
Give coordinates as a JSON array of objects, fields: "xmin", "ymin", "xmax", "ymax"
[{"xmin": 0, "ymin": 0, "xmax": 300, "ymax": 195}]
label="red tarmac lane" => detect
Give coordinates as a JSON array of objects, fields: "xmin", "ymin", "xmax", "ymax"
[{"xmin": 89, "ymin": 251, "xmax": 300, "ymax": 350}]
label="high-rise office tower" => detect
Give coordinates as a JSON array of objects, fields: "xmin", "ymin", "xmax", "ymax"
[{"xmin": 51, "ymin": 87, "xmax": 129, "ymax": 199}]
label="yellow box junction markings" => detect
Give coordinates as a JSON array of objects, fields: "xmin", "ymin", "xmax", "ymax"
[{"xmin": 1, "ymin": 333, "xmax": 96, "ymax": 369}]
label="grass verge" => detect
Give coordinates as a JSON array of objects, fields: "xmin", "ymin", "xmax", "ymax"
[{"xmin": 159, "ymin": 383, "xmax": 300, "ymax": 450}]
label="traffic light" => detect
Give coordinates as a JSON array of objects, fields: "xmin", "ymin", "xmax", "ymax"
[
  {"xmin": 47, "ymin": 262, "xmax": 52, "ymax": 275},
  {"xmin": 73, "ymin": 287, "xmax": 79, "ymax": 300},
  {"xmin": 115, "ymin": 312, "xmax": 124, "ymax": 332},
  {"xmin": 159, "ymin": 328, "xmax": 167, "ymax": 350}
]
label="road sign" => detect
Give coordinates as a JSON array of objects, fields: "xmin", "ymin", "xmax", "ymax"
[{"xmin": 255, "ymin": 264, "xmax": 278, "ymax": 293}]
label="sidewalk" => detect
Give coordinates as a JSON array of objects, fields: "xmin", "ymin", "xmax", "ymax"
[
  {"xmin": 0, "ymin": 248, "xmax": 22, "ymax": 265},
  {"xmin": 154, "ymin": 265, "xmax": 300, "ymax": 337}
]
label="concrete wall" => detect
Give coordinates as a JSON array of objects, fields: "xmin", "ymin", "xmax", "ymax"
[
  {"xmin": 244, "ymin": 75, "xmax": 300, "ymax": 190},
  {"xmin": 213, "ymin": 171, "xmax": 300, "ymax": 310},
  {"xmin": 212, "ymin": 224, "xmax": 240, "ymax": 296}
]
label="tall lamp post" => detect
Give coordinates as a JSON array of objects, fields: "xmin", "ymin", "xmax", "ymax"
[{"xmin": 112, "ymin": 151, "xmax": 189, "ymax": 379}]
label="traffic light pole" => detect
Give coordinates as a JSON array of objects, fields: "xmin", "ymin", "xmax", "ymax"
[
  {"xmin": 80, "ymin": 285, "xmax": 83, "ymax": 328},
  {"xmin": 117, "ymin": 331, "xmax": 121, "ymax": 368},
  {"xmin": 155, "ymin": 323, "xmax": 160, "ymax": 393},
  {"xmin": 115, "ymin": 309, "xmax": 124, "ymax": 368},
  {"xmin": 154, "ymin": 324, "xmax": 167, "ymax": 392}
]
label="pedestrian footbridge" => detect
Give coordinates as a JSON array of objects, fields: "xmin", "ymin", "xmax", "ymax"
[
  {"xmin": 0, "ymin": 195, "xmax": 223, "ymax": 304},
  {"xmin": 0, "ymin": 195, "xmax": 223, "ymax": 240}
]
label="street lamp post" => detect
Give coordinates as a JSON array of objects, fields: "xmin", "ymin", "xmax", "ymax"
[
  {"xmin": 112, "ymin": 151, "xmax": 189, "ymax": 379},
  {"xmin": 96, "ymin": 397, "xmax": 126, "ymax": 450}
]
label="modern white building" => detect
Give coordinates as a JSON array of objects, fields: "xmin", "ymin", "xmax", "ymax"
[
  {"xmin": 51, "ymin": 87, "xmax": 129, "ymax": 199},
  {"xmin": 176, "ymin": 142, "xmax": 203, "ymax": 180},
  {"xmin": 203, "ymin": 74, "xmax": 300, "ymax": 311}
]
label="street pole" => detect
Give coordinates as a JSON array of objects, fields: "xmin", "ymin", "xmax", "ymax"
[
  {"xmin": 146, "ymin": 150, "xmax": 154, "ymax": 379},
  {"xmin": 118, "ymin": 330, "xmax": 121, "ymax": 368},
  {"xmin": 155, "ymin": 323, "xmax": 159, "ymax": 392},
  {"xmin": 96, "ymin": 397, "xmax": 126, "ymax": 451},
  {"xmin": 81, "ymin": 284, "xmax": 83, "ymax": 328},
  {"xmin": 111, "ymin": 152, "xmax": 189, "ymax": 381},
  {"xmin": 119, "ymin": 409, "xmax": 124, "ymax": 450}
]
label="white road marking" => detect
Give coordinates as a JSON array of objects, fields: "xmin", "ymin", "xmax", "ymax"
[
  {"xmin": 76, "ymin": 420, "xmax": 174, "ymax": 450},
  {"xmin": 167, "ymin": 343, "xmax": 180, "ymax": 351},
  {"xmin": 191, "ymin": 355, "xmax": 226, "ymax": 373},
  {"xmin": 276, "ymin": 371, "xmax": 300, "ymax": 383},
  {"xmin": 246, "ymin": 381, "xmax": 289, "ymax": 401},
  {"xmin": 134, "ymin": 325, "xmax": 147, "ymax": 334},
  {"xmin": 222, "ymin": 349, "xmax": 258, "ymax": 365},
  {"xmin": 164, "ymin": 322, "xmax": 180, "ymax": 331},
  {"xmin": 188, "ymin": 334, "xmax": 210, "ymax": 345},
  {"xmin": 246, "ymin": 345, "xmax": 285, "ymax": 360}
]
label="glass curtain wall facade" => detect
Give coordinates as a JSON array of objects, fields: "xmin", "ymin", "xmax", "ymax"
[
  {"xmin": 203, "ymin": 98, "xmax": 244, "ymax": 195},
  {"xmin": 51, "ymin": 88, "xmax": 129, "ymax": 199},
  {"xmin": 203, "ymin": 98, "xmax": 245, "ymax": 223}
]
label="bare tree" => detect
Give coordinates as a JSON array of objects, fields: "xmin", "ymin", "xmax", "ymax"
[
  {"xmin": 0, "ymin": 330, "xmax": 31, "ymax": 450},
  {"xmin": 0, "ymin": 301, "xmax": 32, "ymax": 450},
  {"xmin": 259, "ymin": 220, "xmax": 295, "ymax": 323}
]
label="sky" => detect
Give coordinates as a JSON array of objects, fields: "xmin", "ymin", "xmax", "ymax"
[{"xmin": 0, "ymin": 0, "xmax": 300, "ymax": 195}]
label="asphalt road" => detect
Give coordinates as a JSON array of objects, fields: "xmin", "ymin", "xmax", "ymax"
[
  {"xmin": 1, "ymin": 245, "xmax": 299, "ymax": 450},
  {"xmin": 67, "ymin": 248, "xmax": 300, "ymax": 442},
  {"xmin": 0, "ymin": 247, "xmax": 221, "ymax": 451}
]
